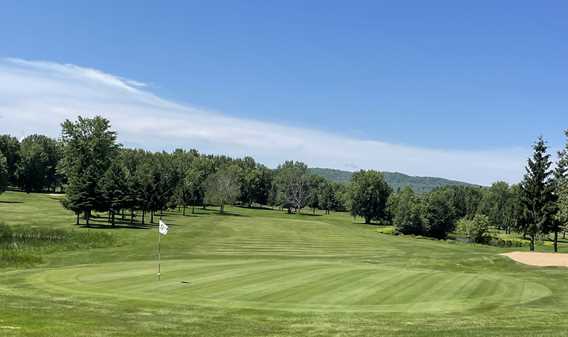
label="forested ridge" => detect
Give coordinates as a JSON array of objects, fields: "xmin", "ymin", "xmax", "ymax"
[{"xmin": 308, "ymin": 167, "xmax": 478, "ymax": 192}]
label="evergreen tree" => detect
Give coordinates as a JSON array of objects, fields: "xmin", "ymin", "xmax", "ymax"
[
  {"xmin": 520, "ymin": 137, "xmax": 556, "ymax": 251},
  {"xmin": 554, "ymin": 129, "xmax": 568, "ymax": 243},
  {"xmin": 61, "ymin": 116, "xmax": 119, "ymax": 226},
  {"xmin": 100, "ymin": 162, "xmax": 128, "ymax": 226}
]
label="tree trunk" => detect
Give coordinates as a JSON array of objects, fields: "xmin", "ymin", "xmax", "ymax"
[
  {"xmin": 554, "ymin": 231, "xmax": 558, "ymax": 253},
  {"xmin": 365, "ymin": 217, "xmax": 371, "ymax": 224},
  {"xmin": 192, "ymin": 205, "xmax": 195, "ymax": 214},
  {"xmin": 130, "ymin": 209, "xmax": 134, "ymax": 225},
  {"xmin": 151, "ymin": 210, "xmax": 154, "ymax": 224},
  {"xmin": 85, "ymin": 210, "xmax": 91, "ymax": 227},
  {"xmin": 220, "ymin": 203, "xmax": 224, "ymax": 214},
  {"xmin": 142, "ymin": 209, "xmax": 145, "ymax": 225},
  {"xmin": 183, "ymin": 204, "xmax": 186, "ymax": 216},
  {"xmin": 76, "ymin": 212, "xmax": 80, "ymax": 226},
  {"xmin": 564, "ymin": 231, "xmax": 566, "ymax": 239},
  {"xmin": 111, "ymin": 211, "xmax": 116, "ymax": 227},
  {"xmin": 530, "ymin": 234, "xmax": 535, "ymax": 251}
]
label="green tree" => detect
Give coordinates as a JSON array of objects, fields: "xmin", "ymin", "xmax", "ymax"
[
  {"xmin": 520, "ymin": 137, "xmax": 556, "ymax": 251},
  {"xmin": 350, "ymin": 170, "xmax": 392, "ymax": 224},
  {"xmin": 17, "ymin": 135, "xmax": 63, "ymax": 192},
  {"xmin": 100, "ymin": 162, "xmax": 128, "ymax": 226},
  {"xmin": 458, "ymin": 214, "xmax": 491, "ymax": 244},
  {"xmin": 0, "ymin": 153, "xmax": 8, "ymax": 194},
  {"xmin": 390, "ymin": 187, "xmax": 427, "ymax": 235},
  {"xmin": 307, "ymin": 175, "xmax": 325, "ymax": 214},
  {"xmin": 553, "ymin": 129, "xmax": 568, "ymax": 244},
  {"xmin": 424, "ymin": 188, "xmax": 457, "ymax": 239},
  {"xmin": 61, "ymin": 116, "xmax": 119, "ymax": 226},
  {"xmin": 0, "ymin": 135, "xmax": 20, "ymax": 185},
  {"xmin": 558, "ymin": 180, "xmax": 568, "ymax": 240},
  {"xmin": 275, "ymin": 161, "xmax": 310, "ymax": 213},
  {"xmin": 205, "ymin": 165, "xmax": 241, "ymax": 214},
  {"xmin": 240, "ymin": 165, "xmax": 272, "ymax": 207},
  {"xmin": 478, "ymin": 182, "xmax": 513, "ymax": 230}
]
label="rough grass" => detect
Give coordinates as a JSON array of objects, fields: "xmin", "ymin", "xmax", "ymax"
[{"xmin": 1, "ymin": 191, "xmax": 568, "ymax": 336}]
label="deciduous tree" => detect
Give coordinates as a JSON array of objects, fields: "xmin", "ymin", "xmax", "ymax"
[{"xmin": 350, "ymin": 170, "xmax": 392, "ymax": 224}]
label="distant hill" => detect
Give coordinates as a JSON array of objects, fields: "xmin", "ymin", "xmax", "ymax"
[{"xmin": 308, "ymin": 168, "xmax": 479, "ymax": 193}]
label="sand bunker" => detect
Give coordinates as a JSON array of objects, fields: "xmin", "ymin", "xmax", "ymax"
[{"xmin": 501, "ymin": 251, "xmax": 568, "ymax": 267}]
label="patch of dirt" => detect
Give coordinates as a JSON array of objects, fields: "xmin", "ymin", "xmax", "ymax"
[{"xmin": 501, "ymin": 251, "xmax": 568, "ymax": 267}]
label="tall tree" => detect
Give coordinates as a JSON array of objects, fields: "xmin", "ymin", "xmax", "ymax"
[
  {"xmin": 424, "ymin": 187, "xmax": 457, "ymax": 239},
  {"xmin": 0, "ymin": 135, "xmax": 20, "ymax": 186},
  {"xmin": 61, "ymin": 116, "xmax": 119, "ymax": 226},
  {"xmin": 350, "ymin": 170, "xmax": 392, "ymax": 224},
  {"xmin": 389, "ymin": 187, "xmax": 427, "ymax": 235},
  {"xmin": 17, "ymin": 135, "xmax": 63, "ymax": 192},
  {"xmin": 554, "ymin": 129, "xmax": 568, "ymax": 243},
  {"xmin": 204, "ymin": 165, "xmax": 241, "ymax": 214},
  {"xmin": 478, "ymin": 182, "xmax": 513, "ymax": 230},
  {"xmin": 275, "ymin": 161, "xmax": 310, "ymax": 213},
  {"xmin": 0, "ymin": 153, "xmax": 8, "ymax": 194},
  {"xmin": 100, "ymin": 162, "xmax": 128, "ymax": 226},
  {"xmin": 520, "ymin": 137, "xmax": 556, "ymax": 251},
  {"xmin": 307, "ymin": 175, "xmax": 325, "ymax": 214}
]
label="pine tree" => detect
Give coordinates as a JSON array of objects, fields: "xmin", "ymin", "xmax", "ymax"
[
  {"xmin": 555, "ymin": 129, "xmax": 568, "ymax": 243},
  {"xmin": 101, "ymin": 162, "xmax": 128, "ymax": 227},
  {"xmin": 520, "ymin": 137, "xmax": 556, "ymax": 251},
  {"xmin": 61, "ymin": 116, "xmax": 119, "ymax": 226}
]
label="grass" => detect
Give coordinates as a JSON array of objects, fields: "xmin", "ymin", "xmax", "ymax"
[{"xmin": 1, "ymin": 191, "xmax": 568, "ymax": 336}]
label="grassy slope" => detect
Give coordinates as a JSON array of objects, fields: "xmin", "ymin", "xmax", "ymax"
[
  {"xmin": 1, "ymin": 191, "xmax": 568, "ymax": 336},
  {"xmin": 308, "ymin": 167, "xmax": 479, "ymax": 192}
]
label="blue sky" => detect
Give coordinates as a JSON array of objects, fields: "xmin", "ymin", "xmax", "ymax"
[{"xmin": 0, "ymin": 1, "xmax": 567, "ymax": 184}]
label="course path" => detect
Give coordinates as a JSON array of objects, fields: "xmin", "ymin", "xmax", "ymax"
[{"xmin": 502, "ymin": 251, "xmax": 568, "ymax": 267}]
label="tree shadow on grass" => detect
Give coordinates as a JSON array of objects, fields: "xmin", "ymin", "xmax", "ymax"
[
  {"xmin": 0, "ymin": 200, "xmax": 23, "ymax": 204},
  {"xmin": 217, "ymin": 211, "xmax": 247, "ymax": 217},
  {"xmin": 235, "ymin": 205, "xmax": 275, "ymax": 211},
  {"xmin": 296, "ymin": 213, "xmax": 323, "ymax": 217}
]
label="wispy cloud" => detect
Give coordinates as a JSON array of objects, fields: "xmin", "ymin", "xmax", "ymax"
[{"xmin": 0, "ymin": 58, "xmax": 527, "ymax": 185}]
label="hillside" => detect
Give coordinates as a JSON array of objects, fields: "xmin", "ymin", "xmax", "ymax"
[{"xmin": 309, "ymin": 167, "xmax": 479, "ymax": 192}]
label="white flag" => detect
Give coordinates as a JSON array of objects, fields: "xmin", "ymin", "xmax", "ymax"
[{"xmin": 159, "ymin": 220, "xmax": 169, "ymax": 235}]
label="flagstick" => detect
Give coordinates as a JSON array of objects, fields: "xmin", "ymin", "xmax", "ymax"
[{"xmin": 158, "ymin": 216, "xmax": 161, "ymax": 281}]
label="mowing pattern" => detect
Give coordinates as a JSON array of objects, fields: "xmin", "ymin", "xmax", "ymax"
[{"xmin": 28, "ymin": 258, "xmax": 550, "ymax": 313}]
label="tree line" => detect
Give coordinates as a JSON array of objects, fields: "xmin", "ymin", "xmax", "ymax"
[
  {"xmin": 383, "ymin": 133, "xmax": 568, "ymax": 251},
  {"xmin": 1, "ymin": 116, "xmax": 567, "ymax": 252},
  {"xmin": 0, "ymin": 116, "xmax": 349, "ymax": 226}
]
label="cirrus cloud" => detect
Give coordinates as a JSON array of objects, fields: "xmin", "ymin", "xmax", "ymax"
[{"xmin": 0, "ymin": 58, "xmax": 527, "ymax": 185}]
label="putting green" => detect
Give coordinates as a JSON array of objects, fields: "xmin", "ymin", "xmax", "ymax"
[{"xmin": 28, "ymin": 258, "xmax": 550, "ymax": 313}]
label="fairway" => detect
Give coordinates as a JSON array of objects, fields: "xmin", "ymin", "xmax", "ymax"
[{"xmin": 3, "ymin": 192, "xmax": 568, "ymax": 337}]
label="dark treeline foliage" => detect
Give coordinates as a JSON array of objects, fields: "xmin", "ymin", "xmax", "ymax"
[
  {"xmin": 0, "ymin": 134, "xmax": 64, "ymax": 193},
  {"xmin": 1, "ymin": 116, "xmax": 567, "ymax": 250},
  {"xmin": 11, "ymin": 116, "xmax": 350, "ymax": 227},
  {"xmin": 386, "ymin": 135, "xmax": 568, "ymax": 245}
]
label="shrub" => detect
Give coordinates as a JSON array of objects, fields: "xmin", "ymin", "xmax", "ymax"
[{"xmin": 457, "ymin": 214, "xmax": 491, "ymax": 244}]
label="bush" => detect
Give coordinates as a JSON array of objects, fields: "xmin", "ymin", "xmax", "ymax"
[{"xmin": 457, "ymin": 214, "xmax": 491, "ymax": 244}]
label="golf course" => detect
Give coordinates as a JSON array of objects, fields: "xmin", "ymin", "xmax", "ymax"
[{"xmin": 2, "ymin": 191, "xmax": 568, "ymax": 337}]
